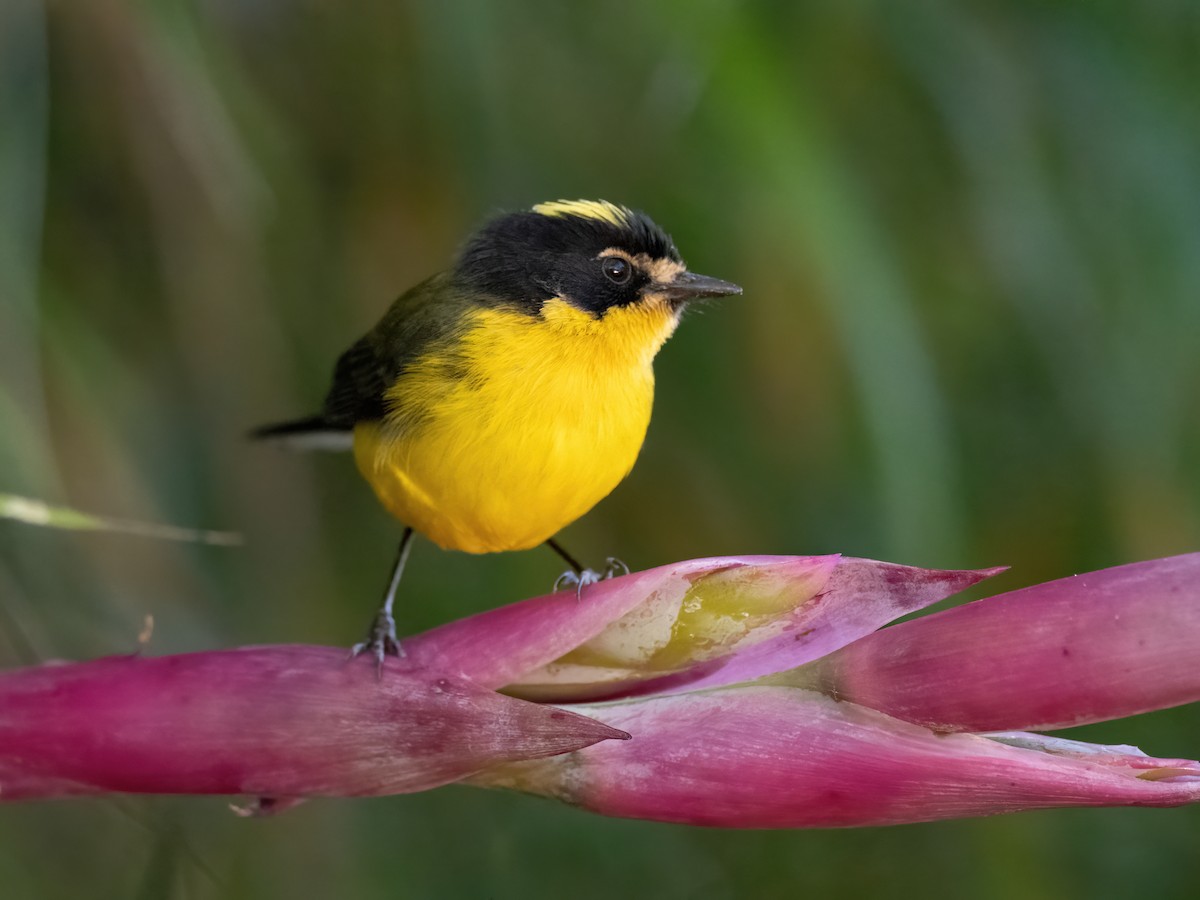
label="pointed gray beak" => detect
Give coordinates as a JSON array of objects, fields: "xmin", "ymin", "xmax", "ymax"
[{"xmin": 657, "ymin": 271, "xmax": 743, "ymax": 303}]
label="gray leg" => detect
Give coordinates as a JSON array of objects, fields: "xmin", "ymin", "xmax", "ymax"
[{"xmin": 351, "ymin": 527, "xmax": 414, "ymax": 670}]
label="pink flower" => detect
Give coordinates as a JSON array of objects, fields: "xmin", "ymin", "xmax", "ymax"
[{"xmin": 2, "ymin": 553, "xmax": 1199, "ymax": 827}]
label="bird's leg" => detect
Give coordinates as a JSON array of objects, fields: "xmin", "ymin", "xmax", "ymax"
[
  {"xmin": 546, "ymin": 538, "xmax": 627, "ymax": 599},
  {"xmin": 351, "ymin": 526, "xmax": 414, "ymax": 672}
]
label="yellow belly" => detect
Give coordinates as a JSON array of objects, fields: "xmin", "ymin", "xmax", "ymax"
[{"xmin": 353, "ymin": 299, "xmax": 677, "ymax": 554}]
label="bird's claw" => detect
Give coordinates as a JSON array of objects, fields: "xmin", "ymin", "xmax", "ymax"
[
  {"xmin": 602, "ymin": 557, "xmax": 630, "ymax": 579},
  {"xmin": 553, "ymin": 557, "xmax": 629, "ymax": 599},
  {"xmin": 349, "ymin": 608, "xmax": 405, "ymax": 677},
  {"xmin": 554, "ymin": 567, "xmax": 601, "ymax": 599}
]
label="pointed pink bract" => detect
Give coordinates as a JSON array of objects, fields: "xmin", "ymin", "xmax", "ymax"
[
  {"xmin": 471, "ymin": 687, "xmax": 1200, "ymax": 827},
  {"xmin": 0, "ymin": 646, "xmax": 627, "ymax": 802},
  {"xmin": 805, "ymin": 554, "xmax": 1200, "ymax": 732},
  {"xmin": 505, "ymin": 558, "xmax": 1001, "ymax": 702}
]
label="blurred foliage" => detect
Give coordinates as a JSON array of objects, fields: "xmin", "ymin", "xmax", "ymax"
[{"xmin": 2, "ymin": 0, "xmax": 1200, "ymax": 896}]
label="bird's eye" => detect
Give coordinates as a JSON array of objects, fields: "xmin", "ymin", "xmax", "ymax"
[{"xmin": 601, "ymin": 256, "xmax": 631, "ymax": 284}]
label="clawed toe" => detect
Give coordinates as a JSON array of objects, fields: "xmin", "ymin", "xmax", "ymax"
[
  {"xmin": 553, "ymin": 557, "xmax": 630, "ymax": 599},
  {"xmin": 554, "ymin": 567, "xmax": 602, "ymax": 599},
  {"xmin": 349, "ymin": 610, "xmax": 405, "ymax": 676},
  {"xmin": 602, "ymin": 557, "xmax": 629, "ymax": 579}
]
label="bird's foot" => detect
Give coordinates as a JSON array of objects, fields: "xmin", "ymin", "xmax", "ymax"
[
  {"xmin": 349, "ymin": 608, "xmax": 405, "ymax": 677},
  {"xmin": 553, "ymin": 557, "xmax": 630, "ymax": 600},
  {"xmin": 554, "ymin": 567, "xmax": 601, "ymax": 599},
  {"xmin": 602, "ymin": 556, "xmax": 630, "ymax": 579}
]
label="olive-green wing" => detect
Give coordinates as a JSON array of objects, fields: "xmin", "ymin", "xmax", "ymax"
[
  {"xmin": 253, "ymin": 273, "xmax": 469, "ymax": 445},
  {"xmin": 321, "ymin": 272, "xmax": 469, "ymax": 428}
]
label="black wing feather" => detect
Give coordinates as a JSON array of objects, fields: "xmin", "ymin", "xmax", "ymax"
[{"xmin": 320, "ymin": 336, "xmax": 391, "ymax": 427}]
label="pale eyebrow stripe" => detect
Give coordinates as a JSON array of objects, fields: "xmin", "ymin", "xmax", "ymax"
[{"xmin": 594, "ymin": 248, "xmax": 685, "ymax": 283}]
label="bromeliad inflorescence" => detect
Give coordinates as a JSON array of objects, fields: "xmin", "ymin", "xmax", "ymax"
[{"xmin": 2, "ymin": 553, "xmax": 1199, "ymax": 826}]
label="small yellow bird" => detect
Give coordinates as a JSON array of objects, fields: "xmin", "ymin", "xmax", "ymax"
[{"xmin": 255, "ymin": 200, "xmax": 741, "ymax": 662}]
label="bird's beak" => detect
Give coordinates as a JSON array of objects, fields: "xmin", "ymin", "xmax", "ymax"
[{"xmin": 657, "ymin": 271, "xmax": 743, "ymax": 303}]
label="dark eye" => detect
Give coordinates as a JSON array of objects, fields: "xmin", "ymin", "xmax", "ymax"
[{"xmin": 601, "ymin": 256, "xmax": 631, "ymax": 284}]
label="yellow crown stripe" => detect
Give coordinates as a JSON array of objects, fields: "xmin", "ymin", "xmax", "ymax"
[{"xmin": 532, "ymin": 199, "xmax": 630, "ymax": 226}]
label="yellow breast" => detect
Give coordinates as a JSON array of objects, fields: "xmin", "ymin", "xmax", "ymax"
[{"xmin": 353, "ymin": 297, "xmax": 679, "ymax": 554}]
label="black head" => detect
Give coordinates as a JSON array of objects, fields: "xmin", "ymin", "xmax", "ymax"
[{"xmin": 455, "ymin": 200, "xmax": 740, "ymax": 317}]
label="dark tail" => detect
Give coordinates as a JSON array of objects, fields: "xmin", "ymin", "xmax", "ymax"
[{"xmin": 249, "ymin": 415, "xmax": 354, "ymax": 452}]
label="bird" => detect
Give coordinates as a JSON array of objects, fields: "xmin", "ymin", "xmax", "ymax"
[{"xmin": 253, "ymin": 199, "xmax": 742, "ymax": 664}]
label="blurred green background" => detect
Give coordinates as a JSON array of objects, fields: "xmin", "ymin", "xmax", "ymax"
[{"xmin": 3, "ymin": 0, "xmax": 1200, "ymax": 896}]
